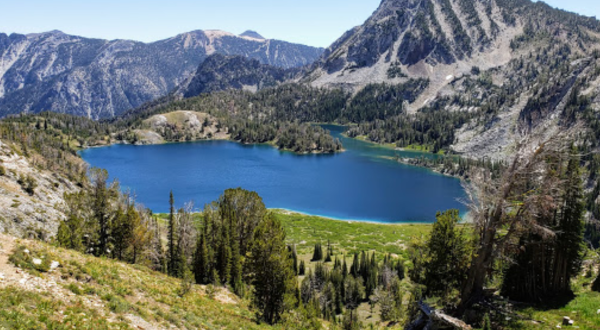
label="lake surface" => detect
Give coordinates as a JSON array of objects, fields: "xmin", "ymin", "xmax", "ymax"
[{"xmin": 80, "ymin": 125, "xmax": 466, "ymax": 223}]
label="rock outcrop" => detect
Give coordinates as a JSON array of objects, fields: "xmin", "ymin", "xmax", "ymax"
[{"xmin": 0, "ymin": 138, "xmax": 77, "ymax": 239}]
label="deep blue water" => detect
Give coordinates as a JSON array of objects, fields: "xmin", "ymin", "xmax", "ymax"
[{"xmin": 79, "ymin": 125, "xmax": 466, "ymax": 223}]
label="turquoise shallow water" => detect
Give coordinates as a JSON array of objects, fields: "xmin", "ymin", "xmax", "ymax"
[{"xmin": 80, "ymin": 125, "xmax": 466, "ymax": 223}]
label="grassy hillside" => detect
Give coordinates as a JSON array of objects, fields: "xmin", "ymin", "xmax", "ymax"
[
  {"xmin": 0, "ymin": 234, "xmax": 272, "ymax": 330},
  {"xmin": 273, "ymin": 210, "xmax": 430, "ymax": 257},
  {"xmin": 1, "ymin": 210, "xmax": 598, "ymax": 329}
]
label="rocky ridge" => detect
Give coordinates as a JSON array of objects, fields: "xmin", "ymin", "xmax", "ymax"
[
  {"xmin": 0, "ymin": 138, "xmax": 77, "ymax": 239},
  {"xmin": 0, "ymin": 29, "xmax": 323, "ymax": 119}
]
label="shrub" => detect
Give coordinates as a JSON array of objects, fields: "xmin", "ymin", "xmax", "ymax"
[
  {"xmin": 108, "ymin": 296, "xmax": 131, "ymax": 313},
  {"xmin": 66, "ymin": 283, "xmax": 82, "ymax": 295},
  {"xmin": 9, "ymin": 246, "xmax": 52, "ymax": 274},
  {"xmin": 17, "ymin": 175, "xmax": 37, "ymax": 196}
]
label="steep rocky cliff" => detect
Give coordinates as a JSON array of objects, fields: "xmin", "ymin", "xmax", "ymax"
[{"xmin": 0, "ymin": 30, "xmax": 323, "ymax": 119}]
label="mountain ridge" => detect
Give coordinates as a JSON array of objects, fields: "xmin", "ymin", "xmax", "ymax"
[{"xmin": 0, "ymin": 29, "xmax": 323, "ymax": 119}]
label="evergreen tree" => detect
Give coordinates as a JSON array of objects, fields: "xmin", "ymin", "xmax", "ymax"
[
  {"xmin": 217, "ymin": 224, "xmax": 232, "ymax": 286},
  {"xmin": 365, "ymin": 252, "xmax": 377, "ymax": 298},
  {"xmin": 167, "ymin": 191, "xmax": 178, "ymax": 277},
  {"xmin": 248, "ymin": 213, "xmax": 297, "ymax": 324},
  {"xmin": 289, "ymin": 245, "xmax": 298, "ymax": 275},
  {"xmin": 554, "ymin": 154, "xmax": 585, "ymax": 290},
  {"xmin": 218, "ymin": 188, "xmax": 267, "ymax": 256},
  {"xmin": 56, "ymin": 213, "xmax": 84, "ymax": 251},
  {"xmin": 359, "ymin": 251, "xmax": 367, "ymax": 280},
  {"xmin": 151, "ymin": 216, "xmax": 167, "ymax": 273},
  {"xmin": 502, "ymin": 152, "xmax": 585, "ymax": 301},
  {"xmin": 230, "ymin": 238, "xmax": 244, "ymax": 296},
  {"xmin": 423, "ymin": 209, "xmax": 470, "ymax": 300},
  {"xmin": 193, "ymin": 232, "xmax": 210, "ymax": 284},
  {"xmin": 90, "ymin": 168, "xmax": 112, "ymax": 257},
  {"xmin": 343, "ymin": 276, "xmax": 365, "ymax": 330},
  {"xmin": 350, "ymin": 253, "xmax": 359, "ymax": 278},
  {"xmin": 112, "ymin": 207, "xmax": 132, "ymax": 261},
  {"xmin": 324, "ymin": 240, "xmax": 332, "ymax": 262},
  {"xmin": 311, "ymin": 243, "xmax": 323, "ymax": 261}
]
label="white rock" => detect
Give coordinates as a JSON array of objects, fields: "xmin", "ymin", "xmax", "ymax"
[
  {"xmin": 32, "ymin": 258, "xmax": 42, "ymax": 265},
  {"xmin": 0, "ymin": 273, "xmax": 4, "ymax": 280},
  {"xmin": 446, "ymin": 75, "xmax": 454, "ymax": 81},
  {"xmin": 23, "ymin": 249, "xmax": 30, "ymax": 254},
  {"xmin": 50, "ymin": 261, "xmax": 60, "ymax": 270}
]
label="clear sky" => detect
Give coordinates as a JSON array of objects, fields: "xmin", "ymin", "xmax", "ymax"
[{"xmin": 0, "ymin": 0, "xmax": 598, "ymax": 48}]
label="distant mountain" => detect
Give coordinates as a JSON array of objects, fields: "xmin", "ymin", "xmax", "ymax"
[
  {"xmin": 239, "ymin": 30, "xmax": 265, "ymax": 40},
  {"xmin": 0, "ymin": 30, "xmax": 323, "ymax": 119},
  {"xmin": 174, "ymin": 53, "xmax": 295, "ymax": 98}
]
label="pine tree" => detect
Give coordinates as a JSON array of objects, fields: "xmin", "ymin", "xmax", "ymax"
[
  {"xmin": 56, "ymin": 213, "xmax": 84, "ymax": 251},
  {"xmin": 343, "ymin": 276, "xmax": 365, "ymax": 330},
  {"xmin": 312, "ymin": 243, "xmax": 323, "ymax": 261},
  {"xmin": 325, "ymin": 240, "xmax": 332, "ymax": 262},
  {"xmin": 502, "ymin": 151, "xmax": 586, "ymax": 301},
  {"xmin": 359, "ymin": 251, "xmax": 367, "ymax": 280},
  {"xmin": 112, "ymin": 207, "xmax": 132, "ymax": 261},
  {"xmin": 90, "ymin": 168, "xmax": 111, "ymax": 257},
  {"xmin": 230, "ymin": 237, "xmax": 243, "ymax": 296},
  {"xmin": 193, "ymin": 232, "xmax": 210, "ymax": 284},
  {"xmin": 248, "ymin": 213, "xmax": 297, "ymax": 324},
  {"xmin": 176, "ymin": 235, "xmax": 187, "ymax": 279},
  {"xmin": 167, "ymin": 191, "xmax": 178, "ymax": 277},
  {"xmin": 289, "ymin": 245, "xmax": 298, "ymax": 275},
  {"xmin": 299, "ymin": 260, "xmax": 306, "ymax": 276},
  {"xmin": 350, "ymin": 253, "xmax": 359, "ymax": 278},
  {"xmin": 423, "ymin": 209, "xmax": 470, "ymax": 300},
  {"xmin": 365, "ymin": 252, "xmax": 377, "ymax": 298},
  {"xmin": 151, "ymin": 216, "xmax": 166, "ymax": 272},
  {"xmin": 217, "ymin": 224, "xmax": 232, "ymax": 286},
  {"xmin": 554, "ymin": 154, "xmax": 585, "ymax": 290}
]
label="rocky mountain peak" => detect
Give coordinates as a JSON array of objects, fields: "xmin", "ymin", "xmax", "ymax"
[
  {"xmin": 240, "ymin": 30, "xmax": 265, "ymax": 40},
  {"xmin": 308, "ymin": 0, "xmax": 600, "ymax": 105}
]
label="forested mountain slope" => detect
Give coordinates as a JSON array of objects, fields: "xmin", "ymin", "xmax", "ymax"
[
  {"xmin": 173, "ymin": 53, "xmax": 296, "ymax": 98},
  {"xmin": 297, "ymin": 0, "xmax": 600, "ymax": 161}
]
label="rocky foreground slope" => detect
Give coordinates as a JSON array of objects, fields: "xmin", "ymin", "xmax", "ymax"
[
  {"xmin": 0, "ymin": 138, "xmax": 78, "ymax": 239},
  {"xmin": 0, "ymin": 30, "xmax": 323, "ymax": 119}
]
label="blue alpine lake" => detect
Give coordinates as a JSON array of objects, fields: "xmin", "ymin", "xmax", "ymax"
[{"xmin": 79, "ymin": 125, "xmax": 466, "ymax": 223}]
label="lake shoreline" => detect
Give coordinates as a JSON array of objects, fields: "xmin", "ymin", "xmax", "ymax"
[
  {"xmin": 81, "ymin": 124, "xmax": 468, "ymax": 222},
  {"xmin": 270, "ymin": 208, "xmax": 435, "ymax": 225}
]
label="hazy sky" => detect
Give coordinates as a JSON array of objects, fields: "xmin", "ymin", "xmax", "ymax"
[{"xmin": 0, "ymin": 0, "xmax": 598, "ymax": 48}]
